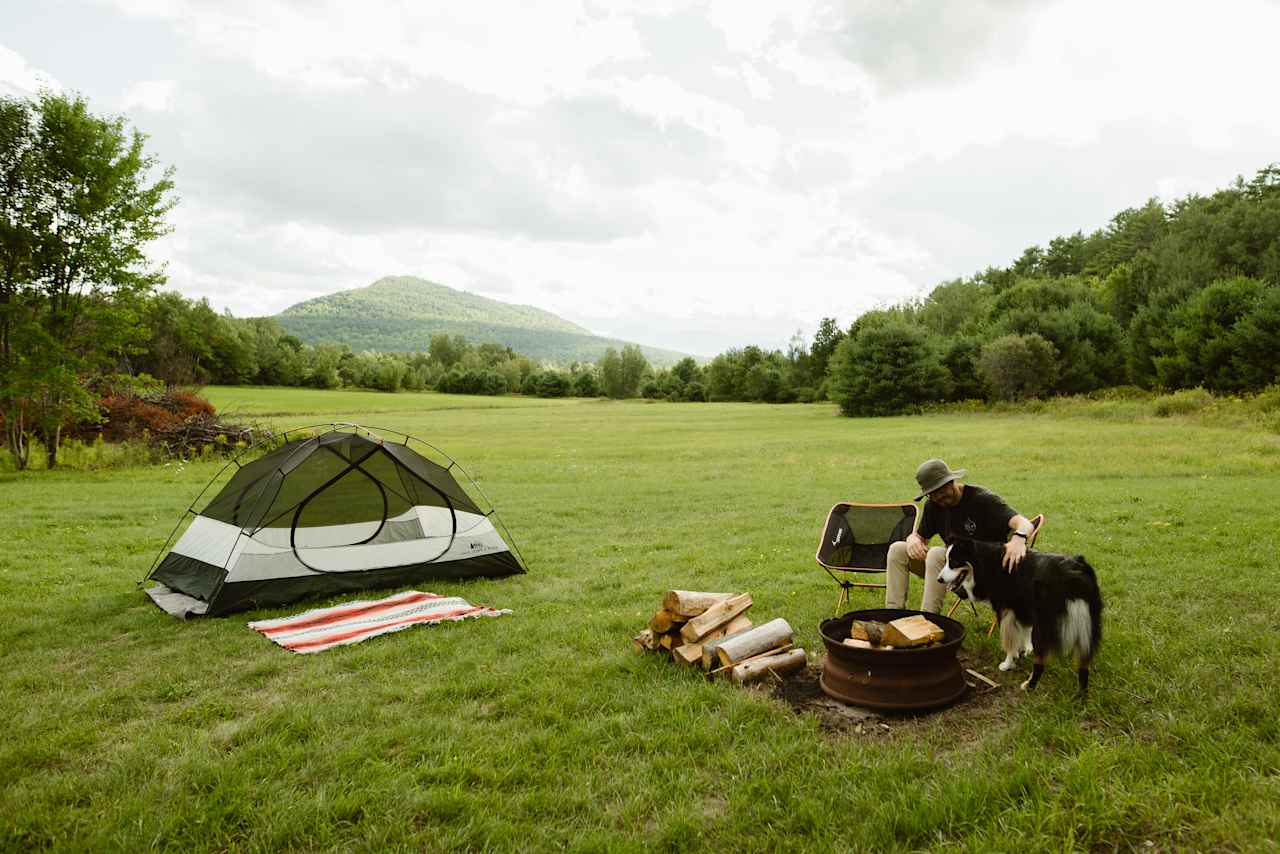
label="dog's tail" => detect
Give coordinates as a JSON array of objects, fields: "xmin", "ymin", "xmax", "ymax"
[{"xmin": 1074, "ymin": 557, "xmax": 1103, "ymax": 661}]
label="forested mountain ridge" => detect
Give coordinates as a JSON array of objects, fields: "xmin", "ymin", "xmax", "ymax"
[{"xmin": 274, "ymin": 275, "xmax": 688, "ymax": 366}]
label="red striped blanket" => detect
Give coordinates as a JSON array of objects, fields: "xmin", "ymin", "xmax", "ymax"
[{"xmin": 247, "ymin": 590, "xmax": 511, "ymax": 653}]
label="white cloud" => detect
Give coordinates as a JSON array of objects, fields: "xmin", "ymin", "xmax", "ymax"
[
  {"xmin": 120, "ymin": 79, "xmax": 177, "ymax": 112},
  {"xmin": 3, "ymin": 0, "xmax": 1278, "ymax": 356},
  {"xmin": 0, "ymin": 44, "xmax": 58, "ymax": 96}
]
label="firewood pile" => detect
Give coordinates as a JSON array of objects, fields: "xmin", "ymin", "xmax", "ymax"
[
  {"xmin": 843, "ymin": 615, "xmax": 945, "ymax": 649},
  {"xmin": 632, "ymin": 590, "xmax": 807, "ymax": 685}
]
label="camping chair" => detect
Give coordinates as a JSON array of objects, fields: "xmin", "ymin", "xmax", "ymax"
[
  {"xmin": 815, "ymin": 502, "xmax": 920, "ymax": 614},
  {"xmin": 946, "ymin": 513, "xmax": 1045, "ymax": 636}
]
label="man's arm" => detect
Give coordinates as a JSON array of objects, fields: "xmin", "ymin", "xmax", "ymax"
[
  {"xmin": 1002, "ymin": 514, "xmax": 1033, "ymax": 572},
  {"xmin": 906, "ymin": 531, "xmax": 929, "ymax": 561}
]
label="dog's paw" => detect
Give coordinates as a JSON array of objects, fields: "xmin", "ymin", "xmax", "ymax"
[
  {"xmin": 998, "ymin": 657, "xmax": 1016, "ymax": 672},
  {"xmin": 1019, "ymin": 677, "xmax": 1033, "ymax": 691}
]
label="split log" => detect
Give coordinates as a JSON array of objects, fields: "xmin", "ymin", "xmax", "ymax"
[
  {"xmin": 707, "ymin": 643, "xmax": 795, "ymax": 678},
  {"xmin": 633, "ymin": 629, "xmax": 658, "ymax": 652},
  {"xmin": 648, "ymin": 609, "xmax": 680, "ymax": 634},
  {"xmin": 729, "ymin": 648, "xmax": 807, "ymax": 685},
  {"xmin": 700, "ymin": 616, "xmax": 755, "ymax": 670},
  {"xmin": 680, "ymin": 593, "xmax": 752, "ymax": 643},
  {"xmin": 882, "ymin": 615, "xmax": 944, "ymax": 648},
  {"xmin": 672, "ymin": 644, "xmax": 702, "ymax": 666},
  {"xmin": 662, "ymin": 590, "xmax": 732, "ymax": 618},
  {"xmin": 659, "ymin": 631, "xmax": 681, "ymax": 650},
  {"xmin": 842, "ymin": 638, "xmax": 872, "ymax": 649},
  {"xmin": 849, "ymin": 620, "xmax": 887, "ymax": 645},
  {"xmin": 715, "ymin": 618, "xmax": 794, "ymax": 668}
]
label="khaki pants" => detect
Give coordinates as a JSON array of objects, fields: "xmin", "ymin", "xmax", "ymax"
[{"xmin": 885, "ymin": 541, "xmax": 948, "ymax": 613}]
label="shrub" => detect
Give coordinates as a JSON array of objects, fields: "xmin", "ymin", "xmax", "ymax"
[
  {"xmin": 828, "ymin": 322, "xmax": 950, "ymax": 416},
  {"xmin": 572, "ymin": 371, "xmax": 599, "ymax": 398},
  {"xmin": 682, "ymin": 382, "xmax": 707, "ymax": 402},
  {"xmin": 536, "ymin": 372, "xmax": 570, "ymax": 398},
  {"xmin": 977, "ymin": 333, "xmax": 1059, "ymax": 401},
  {"xmin": 1153, "ymin": 387, "xmax": 1214, "ymax": 417}
]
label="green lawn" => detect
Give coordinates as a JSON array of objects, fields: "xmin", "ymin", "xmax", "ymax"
[{"xmin": 2, "ymin": 387, "xmax": 1278, "ymax": 851}]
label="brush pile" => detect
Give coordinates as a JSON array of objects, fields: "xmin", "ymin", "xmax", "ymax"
[{"xmin": 632, "ymin": 590, "xmax": 806, "ymax": 685}]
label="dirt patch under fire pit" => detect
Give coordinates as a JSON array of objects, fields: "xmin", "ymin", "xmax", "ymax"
[{"xmin": 767, "ymin": 650, "xmax": 1022, "ymax": 741}]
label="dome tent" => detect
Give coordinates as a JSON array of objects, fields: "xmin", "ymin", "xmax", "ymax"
[{"xmin": 143, "ymin": 423, "xmax": 526, "ymax": 618}]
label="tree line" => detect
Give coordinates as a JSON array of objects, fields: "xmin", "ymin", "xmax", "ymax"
[
  {"xmin": 821, "ymin": 164, "xmax": 1280, "ymax": 416},
  {"xmin": 5, "ymin": 89, "xmax": 1278, "ymax": 471}
]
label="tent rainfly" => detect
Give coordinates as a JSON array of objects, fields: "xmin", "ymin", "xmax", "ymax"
[{"xmin": 143, "ymin": 423, "xmax": 526, "ymax": 618}]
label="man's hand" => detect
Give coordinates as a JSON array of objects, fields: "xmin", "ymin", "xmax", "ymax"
[
  {"xmin": 906, "ymin": 532, "xmax": 929, "ymax": 561},
  {"xmin": 1002, "ymin": 537, "xmax": 1027, "ymax": 572}
]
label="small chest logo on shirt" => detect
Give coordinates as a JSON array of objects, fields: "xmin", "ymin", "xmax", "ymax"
[{"xmin": 964, "ymin": 518, "xmax": 977, "ymax": 535}]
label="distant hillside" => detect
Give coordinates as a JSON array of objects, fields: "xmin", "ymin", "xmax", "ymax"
[{"xmin": 274, "ymin": 276, "xmax": 690, "ymax": 367}]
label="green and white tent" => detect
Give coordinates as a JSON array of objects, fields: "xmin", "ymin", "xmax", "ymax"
[{"xmin": 144, "ymin": 424, "xmax": 526, "ymax": 618}]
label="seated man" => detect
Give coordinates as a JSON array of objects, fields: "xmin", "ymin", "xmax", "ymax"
[{"xmin": 886, "ymin": 458, "xmax": 1034, "ymax": 613}]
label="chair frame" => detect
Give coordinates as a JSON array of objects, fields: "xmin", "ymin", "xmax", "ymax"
[
  {"xmin": 815, "ymin": 501, "xmax": 921, "ymax": 615},
  {"xmin": 945, "ymin": 513, "xmax": 1045, "ymax": 635}
]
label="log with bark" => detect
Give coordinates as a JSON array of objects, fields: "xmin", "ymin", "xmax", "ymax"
[
  {"xmin": 699, "ymin": 615, "xmax": 755, "ymax": 670},
  {"xmin": 715, "ymin": 618, "xmax": 794, "ymax": 668},
  {"xmin": 680, "ymin": 592, "xmax": 753, "ymax": 643},
  {"xmin": 661, "ymin": 590, "xmax": 732, "ymax": 618},
  {"xmin": 672, "ymin": 644, "xmax": 703, "ymax": 666},
  {"xmin": 633, "ymin": 629, "xmax": 659, "ymax": 652},
  {"xmin": 729, "ymin": 648, "xmax": 807, "ymax": 685},
  {"xmin": 849, "ymin": 620, "xmax": 887, "ymax": 645},
  {"xmin": 648, "ymin": 609, "xmax": 680, "ymax": 634}
]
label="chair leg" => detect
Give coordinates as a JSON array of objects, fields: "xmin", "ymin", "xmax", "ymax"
[
  {"xmin": 987, "ymin": 617, "xmax": 998, "ymax": 637},
  {"xmin": 946, "ymin": 598, "xmax": 962, "ymax": 618}
]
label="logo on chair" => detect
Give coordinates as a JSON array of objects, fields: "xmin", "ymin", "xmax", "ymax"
[{"xmin": 831, "ymin": 528, "xmax": 843, "ymax": 547}]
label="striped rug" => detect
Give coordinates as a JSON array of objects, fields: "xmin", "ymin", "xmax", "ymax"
[{"xmin": 248, "ymin": 590, "xmax": 511, "ymax": 653}]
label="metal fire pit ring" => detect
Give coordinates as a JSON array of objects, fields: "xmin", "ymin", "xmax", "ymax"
[{"xmin": 819, "ymin": 608, "xmax": 967, "ymax": 711}]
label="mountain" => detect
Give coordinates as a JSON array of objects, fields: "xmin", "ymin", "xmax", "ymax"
[{"xmin": 273, "ymin": 276, "xmax": 690, "ymax": 367}]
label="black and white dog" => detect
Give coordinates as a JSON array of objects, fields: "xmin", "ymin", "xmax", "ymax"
[{"xmin": 937, "ymin": 538, "xmax": 1103, "ymax": 693}]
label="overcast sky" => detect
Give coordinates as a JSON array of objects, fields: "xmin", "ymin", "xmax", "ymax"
[{"xmin": 3, "ymin": 1, "xmax": 1279, "ymax": 356}]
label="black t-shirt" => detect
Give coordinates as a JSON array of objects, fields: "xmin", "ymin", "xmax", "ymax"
[{"xmin": 918, "ymin": 484, "xmax": 1017, "ymax": 544}]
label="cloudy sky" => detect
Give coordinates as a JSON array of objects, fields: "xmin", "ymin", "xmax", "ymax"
[{"xmin": 3, "ymin": 1, "xmax": 1279, "ymax": 356}]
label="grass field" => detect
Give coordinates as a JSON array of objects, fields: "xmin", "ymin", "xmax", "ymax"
[{"xmin": 2, "ymin": 386, "xmax": 1279, "ymax": 852}]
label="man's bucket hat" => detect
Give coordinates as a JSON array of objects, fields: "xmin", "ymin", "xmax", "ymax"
[{"xmin": 915, "ymin": 458, "xmax": 965, "ymax": 501}]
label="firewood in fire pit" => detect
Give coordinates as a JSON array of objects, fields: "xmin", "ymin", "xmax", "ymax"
[
  {"xmin": 882, "ymin": 615, "xmax": 945, "ymax": 648},
  {"xmin": 849, "ymin": 620, "xmax": 887, "ymax": 644}
]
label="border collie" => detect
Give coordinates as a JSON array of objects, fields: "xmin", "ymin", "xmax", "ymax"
[{"xmin": 937, "ymin": 538, "xmax": 1103, "ymax": 693}]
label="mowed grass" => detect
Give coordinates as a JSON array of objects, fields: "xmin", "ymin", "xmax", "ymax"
[{"xmin": 2, "ymin": 386, "xmax": 1279, "ymax": 852}]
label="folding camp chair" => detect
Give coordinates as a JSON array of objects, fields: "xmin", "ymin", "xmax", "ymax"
[
  {"xmin": 815, "ymin": 502, "xmax": 920, "ymax": 614},
  {"xmin": 946, "ymin": 513, "xmax": 1045, "ymax": 635}
]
